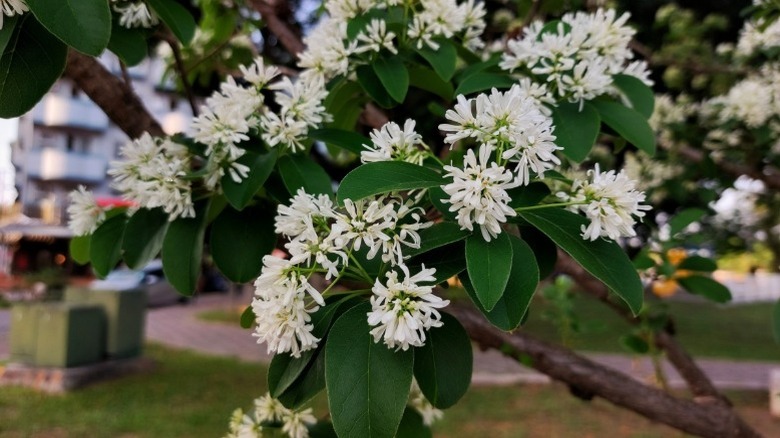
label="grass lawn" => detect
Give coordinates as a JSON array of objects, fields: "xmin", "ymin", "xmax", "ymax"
[{"xmin": 1, "ymin": 344, "xmax": 777, "ymax": 437}]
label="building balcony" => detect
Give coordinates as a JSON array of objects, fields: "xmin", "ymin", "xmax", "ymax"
[
  {"xmin": 32, "ymin": 94, "xmax": 110, "ymax": 132},
  {"xmin": 26, "ymin": 148, "xmax": 106, "ymax": 183}
]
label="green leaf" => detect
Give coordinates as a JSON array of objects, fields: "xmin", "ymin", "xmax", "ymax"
[
  {"xmin": 461, "ymin": 235, "xmax": 539, "ymax": 330},
  {"xmin": 107, "ymin": 23, "xmax": 147, "ymax": 66},
  {"xmin": 413, "ymin": 313, "xmax": 472, "ymax": 408},
  {"xmin": 122, "ymin": 208, "xmax": 169, "ymax": 270},
  {"xmin": 612, "ymin": 74, "xmax": 654, "ymax": 119},
  {"xmin": 69, "ymin": 234, "xmax": 91, "ymax": 265},
  {"xmin": 417, "ymin": 39, "xmax": 457, "ymax": 81},
  {"xmin": 90, "ymin": 214, "xmax": 127, "ymax": 278},
  {"xmin": 773, "ymin": 299, "xmax": 780, "ymax": 344},
  {"xmin": 395, "ymin": 408, "xmax": 432, "ymax": 438},
  {"xmin": 507, "ymin": 182, "xmax": 551, "ymax": 209},
  {"xmin": 408, "ymin": 243, "xmax": 466, "ymax": 283},
  {"xmin": 520, "ymin": 226, "xmax": 557, "ymax": 279},
  {"xmin": 357, "ymin": 65, "xmax": 396, "ymax": 108},
  {"xmin": 428, "ymin": 186, "xmax": 457, "ymax": 221},
  {"xmin": 519, "ymin": 208, "xmax": 644, "ymax": 314},
  {"xmin": 620, "ymin": 334, "xmax": 650, "ymax": 354},
  {"xmin": 210, "ymin": 206, "xmax": 276, "ymax": 283},
  {"xmin": 240, "ymin": 305, "xmax": 254, "ymax": 329},
  {"xmin": 676, "ymin": 256, "xmax": 717, "ymax": 272},
  {"xmin": 669, "ymin": 208, "xmax": 706, "ymax": 235},
  {"xmin": 465, "ymin": 232, "xmax": 513, "ymax": 311},
  {"xmin": 26, "ymin": 0, "xmax": 110, "ymax": 56},
  {"xmin": 146, "ymin": 0, "xmax": 196, "ymax": 44},
  {"xmin": 0, "ymin": 15, "xmax": 67, "ymax": 118},
  {"xmin": 373, "ymin": 55, "xmax": 409, "ymax": 103},
  {"xmin": 677, "ymin": 275, "xmax": 731, "ymax": 303},
  {"xmin": 221, "ymin": 150, "xmax": 277, "ymax": 210},
  {"xmin": 325, "ymin": 303, "xmax": 414, "ymax": 438},
  {"xmin": 455, "ymin": 72, "xmax": 515, "ymax": 97},
  {"xmin": 278, "ymin": 348, "xmax": 327, "ymax": 408},
  {"xmin": 309, "ymin": 422, "xmax": 339, "ymax": 438},
  {"xmin": 162, "ymin": 202, "xmax": 208, "ymax": 295},
  {"xmin": 551, "ymin": 102, "xmax": 601, "ymax": 162},
  {"xmin": 632, "ymin": 252, "xmax": 656, "ymax": 270},
  {"xmin": 309, "ymin": 128, "xmax": 370, "ymax": 155},
  {"xmin": 404, "ymin": 222, "xmax": 469, "ymax": 258},
  {"xmin": 590, "ymin": 99, "xmax": 656, "ymax": 156},
  {"xmin": 408, "ymin": 65, "xmax": 454, "ymax": 100},
  {"xmin": 278, "ymin": 154, "xmax": 333, "ymax": 197},
  {"xmin": 338, "ymin": 161, "xmax": 442, "ymax": 201},
  {"xmin": 0, "ymin": 15, "xmax": 18, "ymax": 53}
]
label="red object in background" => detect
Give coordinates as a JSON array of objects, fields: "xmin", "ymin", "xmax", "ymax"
[{"xmin": 95, "ymin": 197, "xmax": 137, "ymax": 208}]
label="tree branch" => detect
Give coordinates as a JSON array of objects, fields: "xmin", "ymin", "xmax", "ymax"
[
  {"xmin": 63, "ymin": 50, "xmax": 164, "ymax": 139},
  {"xmin": 675, "ymin": 145, "xmax": 780, "ymax": 191},
  {"xmin": 448, "ymin": 304, "xmax": 762, "ymax": 438},
  {"xmin": 247, "ymin": 0, "xmax": 305, "ymax": 55}
]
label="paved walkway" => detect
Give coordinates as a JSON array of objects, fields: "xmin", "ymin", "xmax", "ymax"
[{"xmin": 1, "ymin": 293, "xmax": 778, "ymax": 390}]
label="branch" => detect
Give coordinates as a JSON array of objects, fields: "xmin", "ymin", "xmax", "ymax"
[
  {"xmin": 448, "ymin": 304, "xmax": 762, "ymax": 438},
  {"xmin": 247, "ymin": 0, "xmax": 305, "ymax": 55},
  {"xmin": 63, "ymin": 50, "xmax": 164, "ymax": 139},
  {"xmin": 554, "ymin": 250, "xmax": 730, "ymax": 405},
  {"xmin": 160, "ymin": 31, "xmax": 199, "ymax": 116}
]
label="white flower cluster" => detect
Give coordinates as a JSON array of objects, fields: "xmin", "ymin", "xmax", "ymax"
[
  {"xmin": 299, "ymin": 0, "xmax": 487, "ymax": 82},
  {"xmin": 438, "ymin": 85, "xmax": 560, "ymax": 241},
  {"xmin": 705, "ymin": 71, "xmax": 780, "ymax": 128},
  {"xmin": 108, "ymin": 133, "xmax": 195, "ymax": 220},
  {"xmin": 361, "ymin": 119, "xmax": 429, "ymax": 165},
  {"xmin": 623, "ymin": 151, "xmax": 683, "ymax": 201},
  {"xmin": 410, "ymin": 380, "xmax": 444, "ymax": 426},
  {"xmin": 558, "ymin": 164, "xmax": 651, "ymax": 241},
  {"xmin": 224, "ymin": 393, "xmax": 316, "ymax": 438},
  {"xmin": 67, "ymin": 186, "xmax": 106, "ymax": 236},
  {"xmin": 111, "ymin": 0, "xmax": 158, "ymax": 29},
  {"xmin": 736, "ymin": 18, "xmax": 780, "ymax": 57},
  {"xmin": 0, "ymin": 0, "xmax": 26, "ymax": 30},
  {"xmin": 259, "ymin": 75, "xmax": 330, "ymax": 153},
  {"xmin": 500, "ymin": 9, "xmax": 652, "ymax": 106},
  {"xmin": 253, "ymin": 189, "xmax": 437, "ymax": 356}
]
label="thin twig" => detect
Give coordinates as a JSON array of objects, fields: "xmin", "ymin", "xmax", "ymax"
[{"xmin": 163, "ymin": 33, "xmax": 199, "ymax": 117}]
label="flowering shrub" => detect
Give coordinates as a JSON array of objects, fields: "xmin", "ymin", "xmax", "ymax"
[{"xmin": 2, "ymin": 0, "xmax": 740, "ymax": 437}]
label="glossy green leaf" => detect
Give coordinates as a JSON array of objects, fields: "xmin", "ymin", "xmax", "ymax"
[
  {"xmin": 0, "ymin": 15, "xmax": 67, "ymax": 118},
  {"xmin": 677, "ymin": 275, "xmax": 731, "ymax": 303},
  {"xmin": 408, "ymin": 65, "xmax": 454, "ymax": 100},
  {"xmin": 455, "ymin": 72, "xmax": 515, "ymax": 97},
  {"xmin": 0, "ymin": 15, "xmax": 18, "ymax": 53},
  {"xmin": 90, "ymin": 215, "xmax": 127, "ymax": 278},
  {"xmin": 520, "ymin": 208, "xmax": 643, "ymax": 314},
  {"xmin": 507, "ymin": 182, "xmax": 552, "ymax": 209},
  {"xmin": 612, "ymin": 74, "xmax": 654, "ymax": 119},
  {"xmin": 146, "ymin": 0, "xmax": 196, "ymax": 43},
  {"xmin": 396, "ymin": 408, "xmax": 432, "ymax": 438},
  {"xmin": 620, "ymin": 334, "xmax": 650, "ymax": 354},
  {"xmin": 309, "ymin": 128, "xmax": 370, "ymax": 155},
  {"xmin": 325, "ymin": 303, "xmax": 414, "ymax": 438},
  {"xmin": 107, "ymin": 23, "xmax": 147, "ymax": 66},
  {"xmin": 408, "ymin": 243, "xmax": 466, "ymax": 283},
  {"xmin": 278, "ymin": 154, "xmax": 333, "ymax": 197},
  {"xmin": 461, "ymin": 235, "xmax": 539, "ymax": 330},
  {"xmin": 417, "ymin": 39, "xmax": 457, "ymax": 81},
  {"xmin": 278, "ymin": 348, "xmax": 327, "ymax": 408},
  {"xmin": 162, "ymin": 202, "xmax": 208, "ymax": 295},
  {"xmin": 122, "ymin": 208, "xmax": 169, "ymax": 270},
  {"xmin": 356, "ymin": 64, "xmax": 396, "ymax": 108},
  {"xmin": 632, "ymin": 252, "xmax": 656, "ymax": 270},
  {"xmin": 404, "ymin": 222, "xmax": 469, "ymax": 257},
  {"xmin": 373, "ymin": 55, "xmax": 408, "ymax": 103},
  {"xmin": 551, "ymin": 102, "xmax": 601, "ymax": 162},
  {"xmin": 338, "ymin": 161, "xmax": 442, "ymax": 201},
  {"xmin": 465, "ymin": 232, "xmax": 513, "ymax": 311},
  {"xmin": 26, "ymin": 0, "xmax": 111, "ymax": 56},
  {"xmin": 520, "ymin": 226, "xmax": 557, "ymax": 279},
  {"xmin": 240, "ymin": 305, "xmax": 254, "ymax": 329},
  {"xmin": 676, "ymin": 256, "xmax": 717, "ymax": 272},
  {"xmin": 69, "ymin": 234, "xmax": 91, "ymax": 265},
  {"xmin": 669, "ymin": 208, "xmax": 706, "ymax": 236},
  {"xmin": 428, "ymin": 186, "xmax": 457, "ymax": 221},
  {"xmin": 210, "ymin": 206, "xmax": 276, "ymax": 283},
  {"xmin": 222, "ymin": 150, "xmax": 277, "ymax": 210},
  {"xmin": 414, "ymin": 313, "xmax": 472, "ymax": 408},
  {"xmin": 590, "ymin": 99, "xmax": 656, "ymax": 156}
]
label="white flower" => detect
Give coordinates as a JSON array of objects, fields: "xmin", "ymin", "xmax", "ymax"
[
  {"xmin": 281, "ymin": 407, "xmax": 316, "ymax": 438},
  {"xmin": 333, "ymin": 197, "xmax": 397, "ymax": 260},
  {"xmin": 298, "ymin": 19, "xmax": 355, "ymax": 81},
  {"xmin": 275, "ymin": 189, "xmax": 336, "ymax": 239},
  {"xmin": 0, "ymin": 0, "xmax": 27, "ymax": 30},
  {"xmin": 254, "ymin": 393, "xmax": 289, "ymax": 423},
  {"xmin": 367, "ymin": 264, "xmax": 449, "ymax": 351},
  {"xmin": 355, "ymin": 19, "xmax": 397, "ymax": 54},
  {"xmin": 240, "ymin": 57, "xmax": 280, "ymax": 89},
  {"xmin": 361, "ymin": 119, "xmax": 428, "ymax": 165},
  {"xmin": 410, "ymin": 380, "xmax": 444, "ymax": 426},
  {"xmin": 255, "ymin": 255, "xmax": 325, "ymax": 306},
  {"xmin": 442, "ymin": 145, "xmax": 519, "ymax": 241},
  {"xmin": 108, "ymin": 134, "xmax": 195, "ymax": 220},
  {"xmin": 559, "ymin": 164, "xmax": 650, "ymax": 241},
  {"xmin": 111, "ymin": 1, "xmax": 158, "ymax": 29},
  {"xmin": 67, "ymin": 186, "xmax": 106, "ymax": 235}
]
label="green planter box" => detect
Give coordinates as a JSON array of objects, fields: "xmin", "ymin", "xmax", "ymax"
[
  {"xmin": 64, "ymin": 287, "xmax": 146, "ymax": 358},
  {"xmin": 9, "ymin": 303, "xmax": 41, "ymax": 365},
  {"xmin": 34, "ymin": 303, "xmax": 105, "ymax": 368}
]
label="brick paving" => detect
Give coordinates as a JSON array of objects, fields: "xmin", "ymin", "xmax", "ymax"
[{"xmin": 1, "ymin": 294, "xmax": 778, "ymax": 389}]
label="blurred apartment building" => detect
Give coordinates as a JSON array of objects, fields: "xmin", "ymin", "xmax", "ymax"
[{"xmin": 0, "ymin": 54, "xmax": 192, "ymax": 275}]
